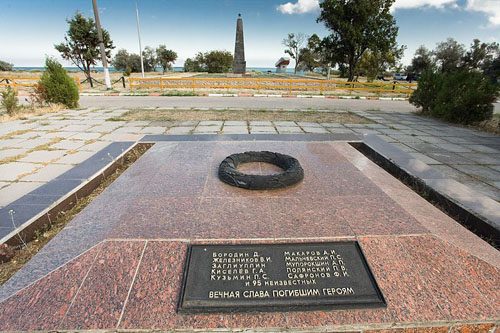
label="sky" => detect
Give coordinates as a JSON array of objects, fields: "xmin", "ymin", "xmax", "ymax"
[{"xmin": 0, "ymin": 0, "xmax": 498, "ymax": 68}]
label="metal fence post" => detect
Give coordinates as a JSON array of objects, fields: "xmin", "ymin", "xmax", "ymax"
[{"xmin": 122, "ymin": 76, "xmax": 126, "ymax": 88}]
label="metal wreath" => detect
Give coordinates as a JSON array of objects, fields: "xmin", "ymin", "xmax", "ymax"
[{"xmin": 218, "ymin": 151, "xmax": 304, "ymax": 190}]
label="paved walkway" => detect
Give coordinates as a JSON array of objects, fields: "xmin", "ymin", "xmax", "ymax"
[{"xmin": 0, "ymin": 106, "xmax": 499, "ymax": 208}]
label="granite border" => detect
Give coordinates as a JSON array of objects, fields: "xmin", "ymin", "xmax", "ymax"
[
  {"xmin": 0, "ymin": 142, "xmax": 137, "ymax": 246},
  {"xmin": 355, "ymin": 134, "xmax": 500, "ymax": 247}
]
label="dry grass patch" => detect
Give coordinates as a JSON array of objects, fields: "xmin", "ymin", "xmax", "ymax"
[
  {"xmin": 0, "ymin": 143, "xmax": 151, "ymax": 286},
  {"xmin": 117, "ymin": 108, "xmax": 372, "ymax": 124},
  {"xmin": 0, "ymin": 104, "xmax": 66, "ymax": 123}
]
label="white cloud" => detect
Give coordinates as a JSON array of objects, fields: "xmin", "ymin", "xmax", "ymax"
[
  {"xmin": 466, "ymin": 0, "xmax": 500, "ymax": 25},
  {"xmin": 392, "ymin": 0, "xmax": 458, "ymax": 11},
  {"xmin": 277, "ymin": 0, "xmax": 319, "ymax": 15}
]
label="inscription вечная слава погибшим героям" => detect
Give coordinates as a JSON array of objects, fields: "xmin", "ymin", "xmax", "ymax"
[{"xmin": 179, "ymin": 242, "xmax": 385, "ymax": 312}]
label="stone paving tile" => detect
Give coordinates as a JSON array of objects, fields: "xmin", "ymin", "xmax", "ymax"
[
  {"xmin": 435, "ymin": 143, "xmax": 473, "ymax": 153},
  {"xmin": 51, "ymin": 140, "xmax": 85, "ymax": 150},
  {"xmin": 61, "ymin": 125, "xmax": 93, "ymax": 132},
  {"xmin": 221, "ymin": 126, "xmax": 249, "ymax": 134},
  {"xmin": 0, "ymin": 181, "xmax": 45, "ymax": 207},
  {"xmin": 89, "ymin": 123, "xmax": 125, "ymax": 132},
  {"xmin": 0, "ymin": 149, "xmax": 28, "ymax": 160},
  {"xmin": 461, "ymin": 181, "xmax": 500, "ymax": 201},
  {"xmin": 198, "ymin": 120, "xmax": 223, "ymax": 126},
  {"xmin": 177, "ymin": 121, "xmax": 198, "ymax": 126},
  {"xmin": 53, "ymin": 151, "xmax": 97, "ymax": 165},
  {"xmin": 139, "ymin": 127, "xmax": 166, "ymax": 134},
  {"xmin": 458, "ymin": 152, "xmax": 500, "ymax": 165},
  {"xmin": 320, "ymin": 122, "xmax": 343, "ymax": 128},
  {"xmin": 0, "ymin": 182, "xmax": 8, "ymax": 189},
  {"xmin": 224, "ymin": 121, "xmax": 247, "ymax": 126},
  {"xmin": 353, "ymin": 129, "xmax": 381, "ymax": 135},
  {"xmin": 327, "ymin": 128, "xmax": 356, "ymax": 134},
  {"xmin": 464, "ymin": 144, "xmax": 499, "ymax": 153},
  {"xmin": 273, "ymin": 121, "xmax": 296, "ymax": 126},
  {"xmin": 18, "ymin": 150, "xmax": 68, "ymax": 163},
  {"xmin": 165, "ymin": 127, "xmax": 194, "ymax": 135},
  {"xmin": 113, "ymin": 127, "xmax": 143, "ymax": 134},
  {"xmin": 193, "ymin": 126, "xmax": 220, "ymax": 133},
  {"xmin": 39, "ymin": 132, "xmax": 75, "ymax": 139},
  {"xmin": 0, "ymin": 139, "xmax": 27, "ymax": 148},
  {"xmin": 0, "ymin": 162, "xmax": 40, "ymax": 181},
  {"xmin": 301, "ymin": 127, "xmax": 329, "ymax": 134},
  {"xmin": 276, "ymin": 126, "xmax": 304, "ymax": 134},
  {"xmin": 409, "ymin": 152, "xmax": 441, "ymax": 165},
  {"xmin": 250, "ymin": 129, "xmax": 278, "ymax": 134},
  {"xmin": 453, "ymin": 164, "xmax": 500, "ymax": 181},
  {"xmin": 297, "ymin": 122, "xmax": 322, "ymax": 127},
  {"xmin": 11, "ymin": 131, "xmax": 44, "ymax": 139},
  {"xmin": 249, "ymin": 121, "xmax": 273, "ymax": 126},
  {"xmin": 79, "ymin": 141, "xmax": 110, "ymax": 152},
  {"xmin": 69, "ymin": 132, "xmax": 103, "ymax": 141},
  {"xmin": 22, "ymin": 164, "xmax": 75, "ymax": 182}
]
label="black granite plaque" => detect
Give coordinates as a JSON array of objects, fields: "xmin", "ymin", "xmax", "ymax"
[{"xmin": 178, "ymin": 242, "xmax": 385, "ymax": 313}]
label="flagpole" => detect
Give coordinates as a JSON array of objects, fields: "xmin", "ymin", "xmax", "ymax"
[{"xmin": 135, "ymin": 0, "xmax": 145, "ymax": 78}]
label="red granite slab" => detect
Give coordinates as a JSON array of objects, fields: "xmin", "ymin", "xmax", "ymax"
[
  {"xmin": 398, "ymin": 235, "xmax": 499, "ymax": 320},
  {"xmin": 108, "ymin": 197, "xmax": 201, "ymax": 239},
  {"xmin": 268, "ymin": 197, "xmax": 354, "ymax": 238},
  {"xmin": 118, "ymin": 241, "xmax": 233, "ymax": 330},
  {"xmin": 0, "ymin": 244, "xmax": 101, "ymax": 331},
  {"xmin": 336, "ymin": 195, "xmax": 429, "ymax": 236},
  {"xmin": 358, "ymin": 237, "xmax": 447, "ymax": 322},
  {"xmin": 196, "ymin": 197, "xmax": 275, "ymax": 239},
  {"xmin": 60, "ymin": 241, "xmax": 145, "ymax": 330}
]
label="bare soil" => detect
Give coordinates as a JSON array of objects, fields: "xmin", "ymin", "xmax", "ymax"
[{"xmin": 115, "ymin": 108, "xmax": 372, "ymax": 123}]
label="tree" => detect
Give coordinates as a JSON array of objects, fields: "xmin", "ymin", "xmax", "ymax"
[
  {"xmin": 0, "ymin": 60, "xmax": 13, "ymax": 71},
  {"xmin": 184, "ymin": 57, "xmax": 202, "ymax": 72},
  {"xmin": 317, "ymin": 0, "xmax": 399, "ymax": 82},
  {"xmin": 283, "ymin": 33, "xmax": 307, "ymax": 74},
  {"xmin": 482, "ymin": 54, "xmax": 500, "ymax": 84},
  {"xmin": 55, "ymin": 13, "xmax": 114, "ymax": 81},
  {"xmin": 434, "ymin": 38, "xmax": 465, "ymax": 73},
  {"xmin": 156, "ymin": 45, "xmax": 178, "ymax": 72},
  {"xmin": 204, "ymin": 50, "xmax": 233, "ymax": 73},
  {"xmin": 462, "ymin": 39, "xmax": 499, "ymax": 71},
  {"xmin": 183, "ymin": 51, "xmax": 232, "ymax": 73},
  {"xmin": 357, "ymin": 44, "xmax": 405, "ymax": 81},
  {"xmin": 112, "ymin": 49, "xmax": 142, "ymax": 73},
  {"xmin": 142, "ymin": 46, "xmax": 158, "ymax": 72},
  {"xmin": 407, "ymin": 45, "xmax": 434, "ymax": 74},
  {"xmin": 299, "ymin": 34, "xmax": 322, "ymax": 72}
]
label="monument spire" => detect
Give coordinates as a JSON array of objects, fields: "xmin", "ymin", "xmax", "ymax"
[{"xmin": 232, "ymin": 13, "xmax": 246, "ymax": 74}]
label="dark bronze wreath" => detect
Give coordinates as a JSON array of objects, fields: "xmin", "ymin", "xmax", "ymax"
[{"xmin": 218, "ymin": 151, "xmax": 304, "ymax": 190}]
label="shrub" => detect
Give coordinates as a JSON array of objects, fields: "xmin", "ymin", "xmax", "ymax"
[
  {"xmin": 29, "ymin": 82, "xmax": 47, "ymax": 108},
  {"xmin": 1, "ymin": 86, "xmax": 18, "ymax": 115},
  {"xmin": 410, "ymin": 70, "xmax": 498, "ymax": 124},
  {"xmin": 0, "ymin": 60, "xmax": 14, "ymax": 71},
  {"xmin": 40, "ymin": 58, "xmax": 79, "ymax": 108}
]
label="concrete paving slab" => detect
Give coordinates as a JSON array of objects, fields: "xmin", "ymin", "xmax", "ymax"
[
  {"xmin": 276, "ymin": 126, "xmax": 304, "ymax": 134},
  {"xmin": 61, "ymin": 125, "xmax": 93, "ymax": 132},
  {"xmin": 0, "ymin": 162, "xmax": 40, "ymax": 181},
  {"xmin": 177, "ymin": 121, "xmax": 199, "ymax": 126},
  {"xmin": 18, "ymin": 150, "xmax": 68, "ymax": 163},
  {"xmin": 193, "ymin": 126, "xmax": 220, "ymax": 133},
  {"xmin": 89, "ymin": 123, "xmax": 126, "ymax": 132},
  {"xmin": 224, "ymin": 121, "xmax": 247, "ymax": 126},
  {"xmin": 40, "ymin": 132, "xmax": 76, "ymax": 139},
  {"xmin": 273, "ymin": 121, "xmax": 296, "ymax": 126},
  {"xmin": 302, "ymin": 127, "xmax": 329, "ymax": 134},
  {"xmin": 0, "ymin": 149, "xmax": 28, "ymax": 160},
  {"xmin": 69, "ymin": 132, "xmax": 103, "ymax": 141},
  {"xmin": 320, "ymin": 123, "xmax": 343, "ymax": 128},
  {"xmin": 0, "ymin": 139, "xmax": 27, "ymax": 148},
  {"xmin": 297, "ymin": 122, "xmax": 322, "ymax": 127},
  {"xmin": 454, "ymin": 164, "xmax": 500, "ymax": 181},
  {"xmin": 221, "ymin": 126, "xmax": 249, "ymax": 134},
  {"xmin": 22, "ymin": 164, "xmax": 75, "ymax": 182},
  {"xmin": 199, "ymin": 121, "xmax": 223, "ymax": 126},
  {"xmin": 165, "ymin": 127, "xmax": 194, "ymax": 135},
  {"xmin": 53, "ymin": 151, "xmax": 96, "ymax": 165},
  {"xmin": 139, "ymin": 127, "xmax": 166, "ymax": 134},
  {"xmin": 79, "ymin": 141, "xmax": 110, "ymax": 152},
  {"xmin": 326, "ymin": 128, "xmax": 356, "ymax": 134},
  {"xmin": 51, "ymin": 140, "xmax": 85, "ymax": 150},
  {"xmin": 409, "ymin": 152, "xmax": 441, "ymax": 165},
  {"xmin": 435, "ymin": 143, "xmax": 473, "ymax": 153},
  {"xmin": 250, "ymin": 121, "xmax": 273, "ymax": 126},
  {"xmin": 0, "ymin": 181, "xmax": 45, "ymax": 207},
  {"xmin": 113, "ymin": 127, "xmax": 143, "ymax": 134}
]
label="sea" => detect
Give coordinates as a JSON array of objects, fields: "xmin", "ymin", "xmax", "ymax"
[{"xmin": 12, "ymin": 66, "xmax": 305, "ymax": 74}]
